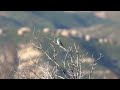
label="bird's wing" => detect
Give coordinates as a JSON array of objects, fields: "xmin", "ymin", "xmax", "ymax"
[{"xmin": 60, "ymin": 40, "xmax": 64, "ymax": 47}]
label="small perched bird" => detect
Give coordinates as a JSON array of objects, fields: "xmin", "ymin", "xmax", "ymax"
[{"xmin": 56, "ymin": 38, "xmax": 64, "ymax": 47}]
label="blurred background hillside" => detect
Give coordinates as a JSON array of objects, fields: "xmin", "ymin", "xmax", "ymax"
[{"xmin": 0, "ymin": 11, "xmax": 120, "ymax": 79}]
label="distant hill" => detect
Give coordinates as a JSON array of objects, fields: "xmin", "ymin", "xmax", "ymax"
[
  {"xmin": 0, "ymin": 15, "xmax": 22, "ymax": 30},
  {"xmin": 0, "ymin": 11, "xmax": 110, "ymax": 30},
  {"xmin": 106, "ymin": 11, "xmax": 120, "ymax": 22}
]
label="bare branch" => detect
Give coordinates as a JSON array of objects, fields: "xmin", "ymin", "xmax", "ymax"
[{"xmin": 15, "ymin": 30, "xmax": 103, "ymax": 79}]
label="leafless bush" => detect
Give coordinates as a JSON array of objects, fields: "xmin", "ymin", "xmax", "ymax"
[
  {"xmin": 13, "ymin": 29, "xmax": 103, "ymax": 79},
  {"xmin": 16, "ymin": 30, "xmax": 103, "ymax": 79}
]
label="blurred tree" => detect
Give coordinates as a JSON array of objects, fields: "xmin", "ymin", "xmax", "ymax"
[{"xmin": 0, "ymin": 35, "xmax": 19, "ymax": 79}]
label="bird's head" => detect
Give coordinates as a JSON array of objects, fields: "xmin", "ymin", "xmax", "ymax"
[{"xmin": 57, "ymin": 38, "xmax": 61, "ymax": 41}]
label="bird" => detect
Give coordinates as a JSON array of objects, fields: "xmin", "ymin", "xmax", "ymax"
[{"xmin": 56, "ymin": 38, "xmax": 64, "ymax": 47}]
